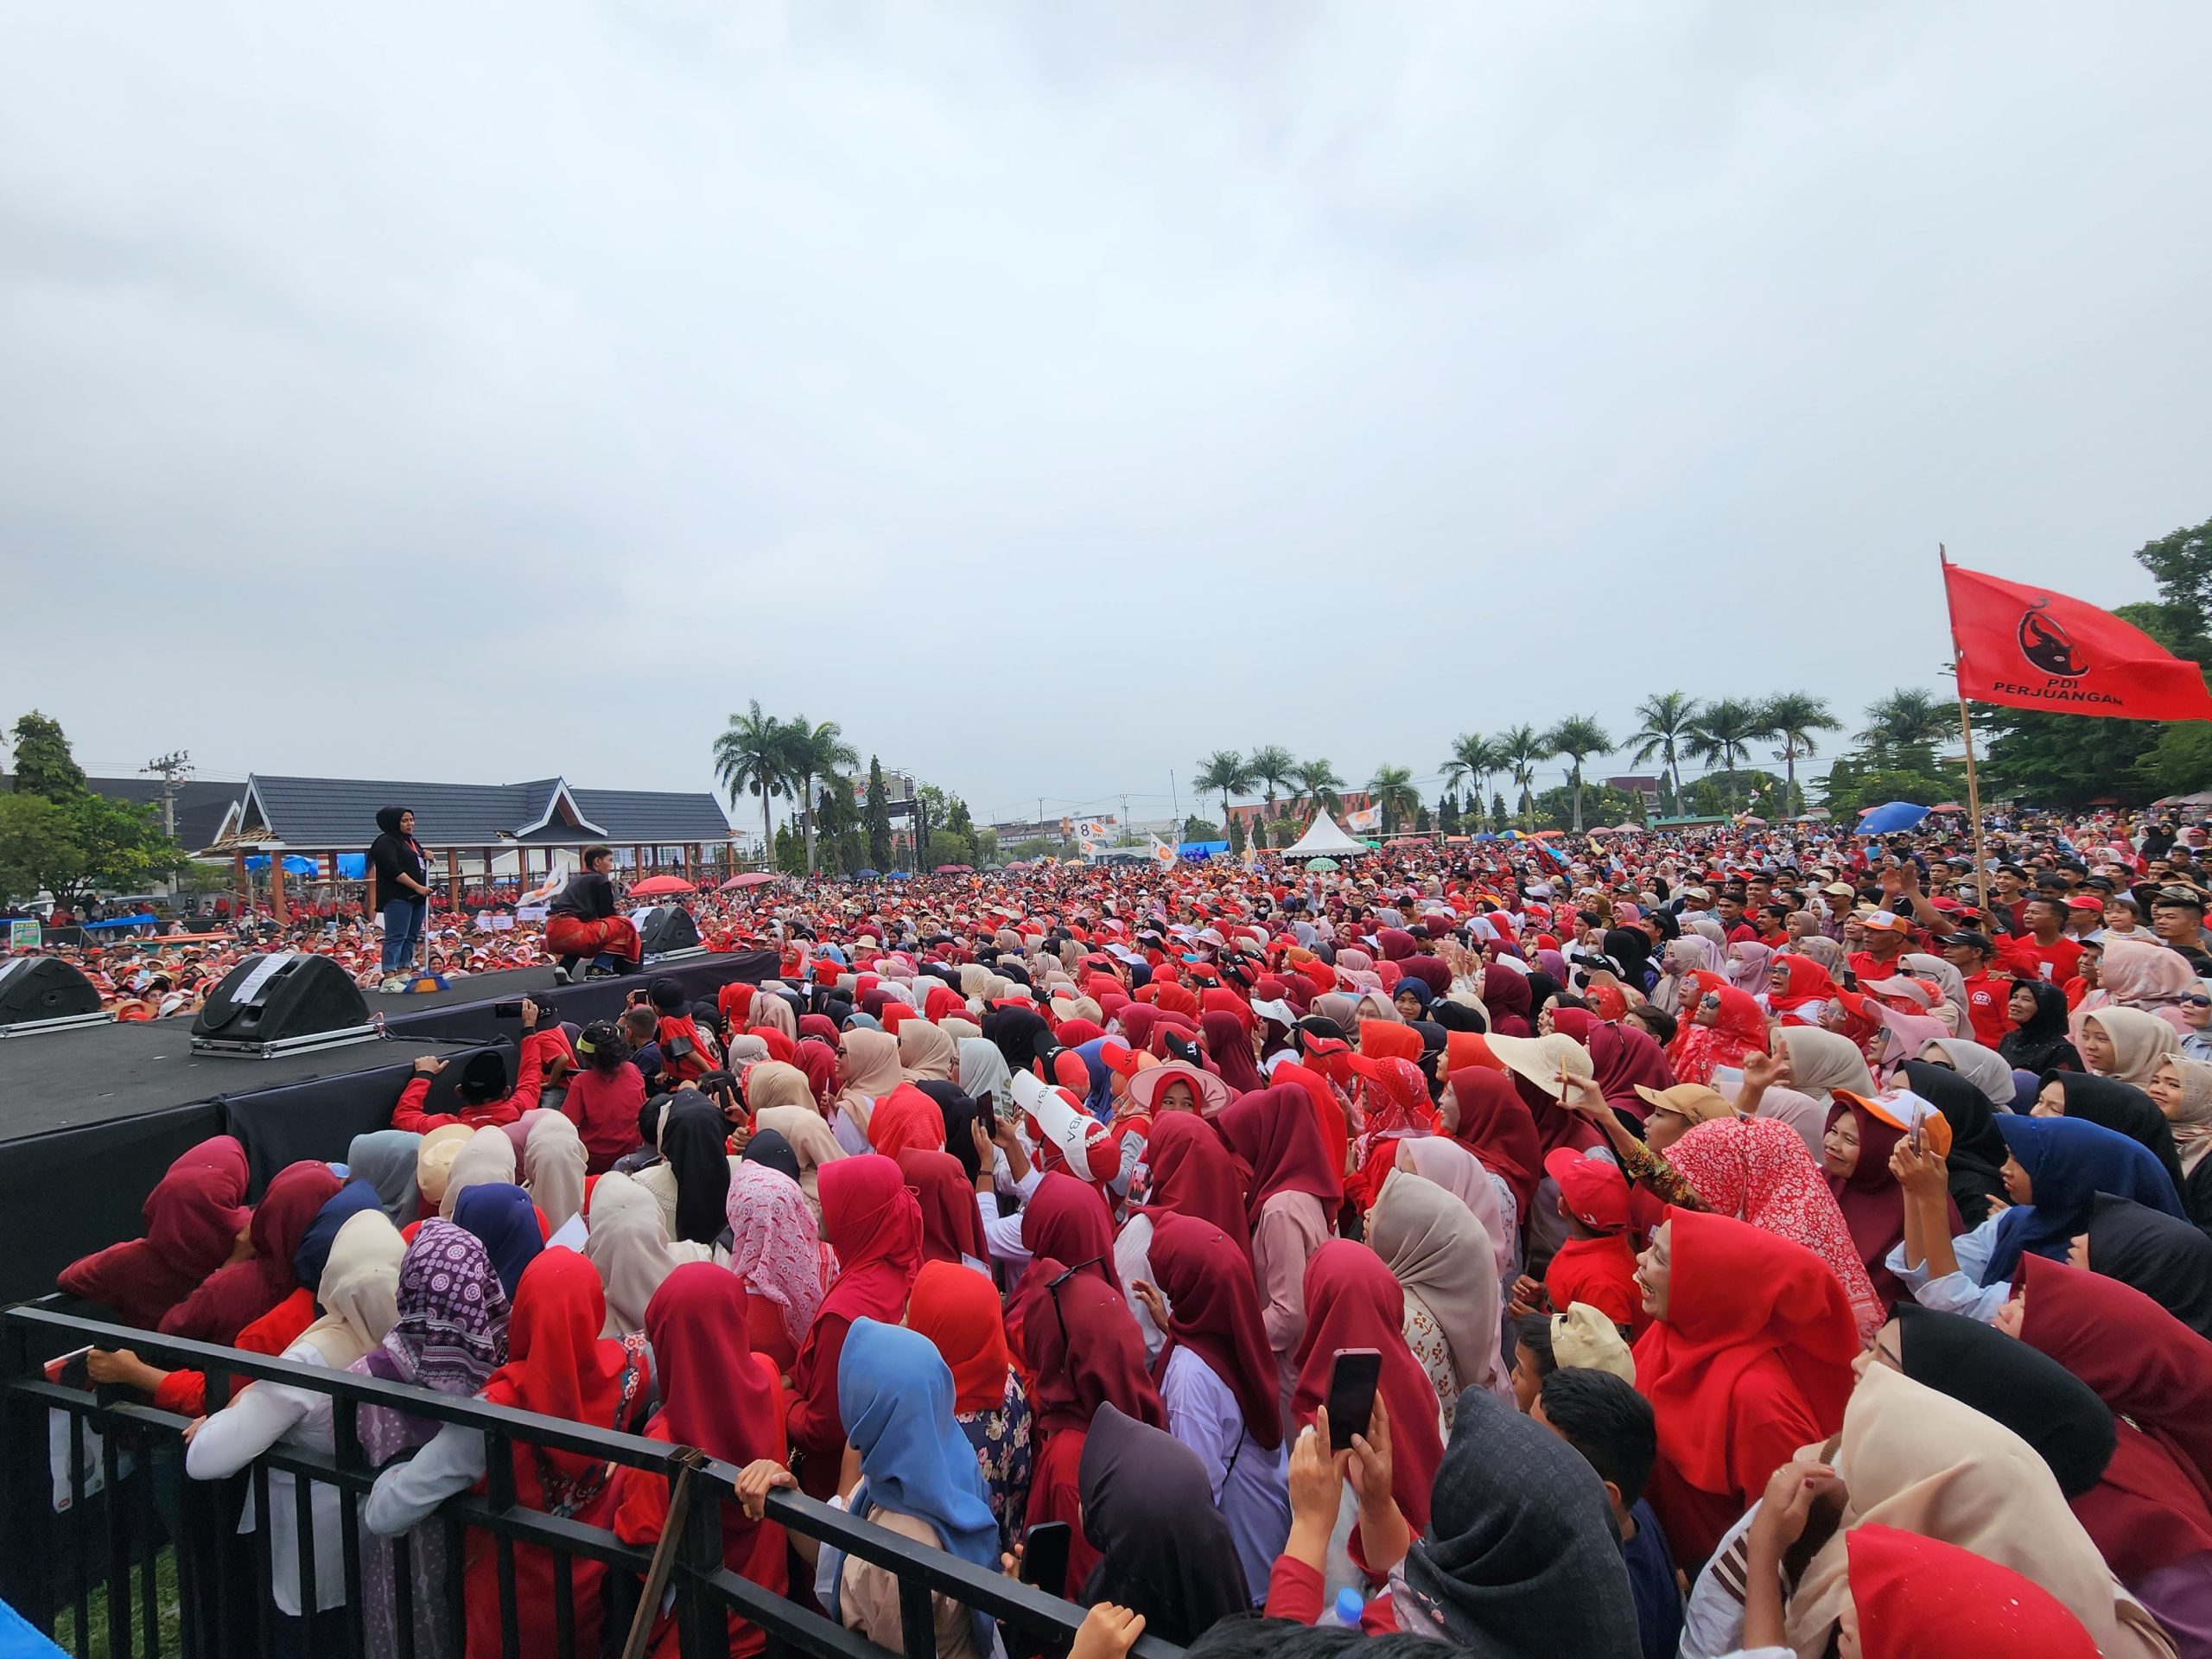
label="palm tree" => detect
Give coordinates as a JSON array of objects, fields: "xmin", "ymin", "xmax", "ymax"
[
  {"xmin": 1686, "ymin": 698, "xmax": 1765, "ymax": 805},
  {"xmin": 1859, "ymin": 688, "xmax": 1951, "ymax": 766},
  {"xmin": 1543, "ymin": 714, "xmax": 1613, "ymax": 833},
  {"xmin": 1193, "ymin": 750, "xmax": 1253, "ymax": 841},
  {"xmin": 1367, "ymin": 765, "xmax": 1420, "ymax": 835},
  {"xmin": 1246, "ymin": 745, "xmax": 1296, "ymax": 821},
  {"xmin": 1289, "ymin": 759, "xmax": 1344, "ymax": 819},
  {"xmin": 1759, "ymin": 692, "xmax": 1840, "ymax": 811},
  {"xmin": 1440, "ymin": 733, "xmax": 1503, "ymax": 830},
  {"xmin": 782, "ymin": 717, "xmax": 860, "ymax": 872},
  {"xmin": 1627, "ymin": 691, "xmax": 1702, "ymax": 809},
  {"xmin": 1497, "ymin": 725, "xmax": 1555, "ymax": 830},
  {"xmin": 713, "ymin": 700, "xmax": 793, "ymax": 862}
]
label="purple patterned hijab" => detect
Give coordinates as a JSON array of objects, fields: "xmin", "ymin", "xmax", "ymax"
[{"xmin": 353, "ymin": 1219, "xmax": 511, "ymax": 1462}]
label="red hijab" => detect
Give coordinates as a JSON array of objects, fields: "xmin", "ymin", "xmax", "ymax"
[
  {"xmin": 1288, "ymin": 1240, "xmax": 1444, "ymax": 1532},
  {"xmin": 907, "ymin": 1260, "xmax": 1014, "ymax": 1414},
  {"xmin": 1357, "ymin": 1020, "xmax": 1423, "ymax": 1065},
  {"xmin": 1147, "ymin": 1211, "xmax": 1282, "ymax": 1449},
  {"xmin": 1017, "ymin": 1173, "xmax": 1116, "ymax": 1281},
  {"xmin": 898, "ymin": 1148, "xmax": 988, "ymax": 1265},
  {"xmin": 1217, "ymin": 1084, "xmax": 1343, "ymax": 1222},
  {"xmin": 868, "ymin": 1083, "xmax": 947, "ymax": 1160},
  {"xmin": 1631, "ymin": 1211, "xmax": 1858, "ymax": 1497},
  {"xmin": 1446, "ymin": 1066, "xmax": 1541, "ymax": 1214},
  {"xmin": 1768, "ymin": 954, "xmax": 1840, "ymax": 1018},
  {"xmin": 810, "ymin": 1154, "xmax": 923, "ymax": 1332},
  {"xmin": 1198, "ymin": 1011, "xmax": 1265, "ymax": 1095},
  {"xmin": 1586, "ymin": 1022, "xmax": 1673, "ymax": 1117},
  {"xmin": 61, "ymin": 1135, "xmax": 250, "ymax": 1331},
  {"xmin": 792, "ymin": 1038, "xmax": 838, "ymax": 1106},
  {"xmin": 798, "ymin": 1014, "xmax": 840, "ymax": 1045},
  {"xmin": 158, "ymin": 1160, "xmax": 342, "ymax": 1343},
  {"xmin": 483, "ymin": 1247, "xmax": 629, "ymax": 1496},
  {"xmin": 1847, "ymin": 1526, "xmax": 2097, "ymax": 1659},
  {"xmin": 1014, "ymin": 1253, "xmax": 1165, "ymax": 1435},
  {"xmin": 1480, "ymin": 967, "xmax": 1531, "ymax": 1036},
  {"xmin": 1142, "ymin": 1115, "xmax": 1251, "ymax": 1257},
  {"xmin": 643, "ymin": 1262, "xmax": 783, "ymax": 1571}
]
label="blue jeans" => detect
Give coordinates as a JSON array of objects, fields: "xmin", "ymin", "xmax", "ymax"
[{"xmin": 380, "ymin": 897, "xmax": 426, "ymax": 972}]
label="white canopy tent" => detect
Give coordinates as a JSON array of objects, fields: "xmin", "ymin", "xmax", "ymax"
[{"xmin": 1281, "ymin": 812, "xmax": 1368, "ymax": 859}]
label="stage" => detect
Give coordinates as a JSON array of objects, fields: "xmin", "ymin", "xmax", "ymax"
[{"xmin": 371, "ymin": 948, "xmax": 779, "ymax": 1040}]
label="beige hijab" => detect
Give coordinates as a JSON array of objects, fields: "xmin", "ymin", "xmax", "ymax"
[
  {"xmin": 741, "ymin": 1060, "xmax": 817, "ymax": 1115},
  {"xmin": 1919, "ymin": 1037, "xmax": 2017, "ymax": 1108},
  {"xmin": 1370, "ymin": 1170, "xmax": 1507, "ymax": 1400},
  {"xmin": 1787, "ymin": 1364, "xmax": 2170, "ymax": 1659},
  {"xmin": 2101, "ymin": 935, "xmax": 2198, "ymax": 1011},
  {"xmin": 582, "ymin": 1172, "xmax": 705, "ymax": 1337},
  {"xmin": 296, "ymin": 1209, "xmax": 405, "ymax": 1368},
  {"xmin": 753, "ymin": 1103, "xmax": 846, "ymax": 1220},
  {"xmin": 747, "ymin": 994, "xmax": 798, "ymax": 1042},
  {"xmin": 414, "ymin": 1122, "xmax": 474, "ymax": 1210},
  {"xmin": 835, "ymin": 1029, "xmax": 905, "ymax": 1133},
  {"xmin": 439, "ymin": 1126, "xmax": 517, "ymax": 1219},
  {"xmin": 2157, "ymin": 1054, "xmax": 2212, "ymax": 1177},
  {"xmin": 522, "ymin": 1111, "xmax": 587, "ymax": 1233},
  {"xmin": 897, "ymin": 1020, "xmax": 958, "ymax": 1083},
  {"xmin": 1775, "ymin": 1027, "xmax": 1875, "ymax": 1100},
  {"xmin": 2082, "ymin": 1005, "xmax": 2183, "ymax": 1087}
]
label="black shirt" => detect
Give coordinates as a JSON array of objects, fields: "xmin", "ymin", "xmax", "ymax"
[
  {"xmin": 550, "ymin": 869, "xmax": 618, "ymax": 921},
  {"xmin": 368, "ymin": 832, "xmax": 427, "ymax": 905}
]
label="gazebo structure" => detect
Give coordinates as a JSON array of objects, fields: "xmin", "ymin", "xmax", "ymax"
[{"xmin": 202, "ymin": 773, "xmax": 734, "ymax": 920}]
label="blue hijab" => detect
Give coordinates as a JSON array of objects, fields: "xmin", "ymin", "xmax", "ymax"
[
  {"xmin": 834, "ymin": 1319, "xmax": 999, "ymax": 1653},
  {"xmin": 1072, "ymin": 1038, "xmax": 1118, "ymax": 1122},
  {"xmin": 451, "ymin": 1183, "xmax": 545, "ymax": 1298},
  {"xmin": 1981, "ymin": 1116, "xmax": 2185, "ymax": 1286},
  {"xmin": 294, "ymin": 1179, "xmax": 383, "ymax": 1299}
]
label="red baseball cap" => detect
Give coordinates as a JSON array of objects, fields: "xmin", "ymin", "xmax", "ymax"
[{"xmin": 1543, "ymin": 1148, "xmax": 1630, "ymax": 1235}]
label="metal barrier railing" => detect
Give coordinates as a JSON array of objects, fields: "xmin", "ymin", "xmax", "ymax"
[{"xmin": 2, "ymin": 1301, "xmax": 1183, "ymax": 1659}]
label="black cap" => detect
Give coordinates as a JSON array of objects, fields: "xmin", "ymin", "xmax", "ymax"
[
  {"xmin": 457, "ymin": 1049, "xmax": 510, "ymax": 1104},
  {"xmin": 1936, "ymin": 931, "xmax": 1995, "ymax": 955}
]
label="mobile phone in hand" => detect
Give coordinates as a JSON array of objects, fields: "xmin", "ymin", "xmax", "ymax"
[
  {"xmin": 1019, "ymin": 1521, "xmax": 1071, "ymax": 1592},
  {"xmin": 1326, "ymin": 1348, "xmax": 1383, "ymax": 1452}
]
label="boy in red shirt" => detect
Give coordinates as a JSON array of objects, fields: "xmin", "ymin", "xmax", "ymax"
[{"xmin": 1534, "ymin": 1148, "xmax": 1643, "ymax": 1336}]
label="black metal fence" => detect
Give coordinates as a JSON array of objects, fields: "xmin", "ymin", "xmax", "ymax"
[{"xmin": 1, "ymin": 1301, "xmax": 1183, "ymax": 1659}]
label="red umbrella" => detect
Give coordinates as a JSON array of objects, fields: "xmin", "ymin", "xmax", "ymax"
[
  {"xmin": 720, "ymin": 873, "xmax": 777, "ymax": 891},
  {"xmin": 629, "ymin": 874, "xmax": 697, "ymax": 897}
]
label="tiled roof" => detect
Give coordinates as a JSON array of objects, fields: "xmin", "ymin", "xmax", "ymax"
[{"xmin": 207, "ymin": 773, "xmax": 732, "ymax": 852}]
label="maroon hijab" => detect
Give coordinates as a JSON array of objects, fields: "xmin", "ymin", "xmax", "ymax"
[
  {"xmin": 1020, "ymin": 1173, "xmax": 1117, "ymax": 1285},
  {"xmin": 1481, "ymin": 967, "xmax": 1531, "ymax": 1037},
  {"xmin": 1147, "ymin": 1211, "xmax": 1282, "ymax": 1448},
  {"xmin": 1143, "ymin": 1115, "xmax": 1251, "ymax": 1258},
  {"xmin": 1198, "ymin": 1011, "xmax": 1265, "ymax": 1096},
  {"xmin": 1587, "ymin": 1022, "xmax": 1674, "ymax": 1118},
  {"xmin": 60, "ymin": 1135, "xmax": 251, "ymax": 1331},
  {"xmin": 897, "ymin": 1148, "xmax": 988, "ymax": 1265},
  {"xmin": 1827, "ymin": 1099, "xmax": 1958, "ymax": 1309},
  {"xmin": 158, "ymin": 1160, "xmax": 343, "ymax": 1343},
  {"xmin": 1217, "ymin": 1084, "xmax": 1343, "ymax": 1223},
  {"xmin": 1446, "ymin": 1066, "xmax": 1541, "ymax": 1213},
  {"xmin": 1014, "ymin": 1254, "xmax": 1165, "ymax": 1436}
]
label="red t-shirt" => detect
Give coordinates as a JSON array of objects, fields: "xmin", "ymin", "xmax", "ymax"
[
  {"xmin": 1545, "ymin": 1234, "xmax": 1643, "ymax": 1335},
  {"xmin": 1997, "ymin": 932, "xmax": 2082, "ymax": 986},
  {"xmin": 1960, "ymin": 970, "xmax": 2012, "ymax": 1047}
]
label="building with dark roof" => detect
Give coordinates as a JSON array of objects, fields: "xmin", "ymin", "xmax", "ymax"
[{"xmin": 2, "ymin": 774, "xmax": 239, "ymax": 852}]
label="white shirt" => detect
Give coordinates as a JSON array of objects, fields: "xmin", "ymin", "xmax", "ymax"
[
  {"xmin": 1884, "ymin": 1212, "xmax": 2010, "ymax": 1323},
  {"xmin": 970, "ymin": 1166, "xmax": 1050, "ymax": 1269},
  {"xmin": 1159, "ymin": 1345, "xmax": 1290, "ymax": 1605},
  {"xmin": 184, "ymin": 1342, "xmax": 346, "ymax": 1616}
]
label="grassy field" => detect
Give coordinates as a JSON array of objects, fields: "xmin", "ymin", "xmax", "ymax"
[{"xmin": 48, "ymin": 1545, "xmax": 180, "ymax": 1659}]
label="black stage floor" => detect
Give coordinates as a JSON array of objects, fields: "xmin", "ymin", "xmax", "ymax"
[{"xmin": 373, "ymin": 949, "xmax": 778, "ymax": 1041}]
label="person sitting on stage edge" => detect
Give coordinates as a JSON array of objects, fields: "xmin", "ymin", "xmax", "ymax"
[
  {"xmin": 652, "ymin": 978, "xmax": 719, "ymax": 1087},
  {"xmin": 395, "ymin": 997, "xmax": 560, "ymax": 1133},
  {"xmin": 548, "ymin": 845, "xmax": 642, "ymax": 984}
]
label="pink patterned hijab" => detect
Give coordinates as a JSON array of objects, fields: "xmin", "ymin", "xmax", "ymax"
[{"xmin": 725, "ymin": 1160, "xmax": 837, "ymax": 1346}]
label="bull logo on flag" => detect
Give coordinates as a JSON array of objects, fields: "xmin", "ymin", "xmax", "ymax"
[{"xmin": 2018, "ymin": 599, "xmax": 2086, "ymax": 679}]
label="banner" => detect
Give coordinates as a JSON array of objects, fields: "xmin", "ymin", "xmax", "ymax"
[
  {"xmin": 1147, "ymin": 834, "xmax": 1177, "ymax": 868},
  {"xmin": 1344, "ymin": 804, "xmax": 1382, "ymax": 833},
  {"xmin": 1076, "ymin": 817, "xmax": 1109, "ymax": 840},
  {"xmin": 1944, "ymin": 562, "xmax": 2212, "ymax": 721},
  {"xmin": 7, "ymin": 919, "xmax": 39, "ymax": 952}
]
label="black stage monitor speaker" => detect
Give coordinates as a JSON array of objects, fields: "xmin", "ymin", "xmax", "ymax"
[
  {"xmin": 192, "ymin": 951, "xmax": 370, "ymax": 1049},
  {"xmin": 0, "ymin": 955, "xmax": 104, "ymax": 1027},
  {"xmin": 639, "ymin": 906, "xmax": 701, "ymax": 957}
]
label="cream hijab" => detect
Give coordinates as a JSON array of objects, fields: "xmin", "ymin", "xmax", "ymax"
[
  {"xmin": 957, "ymin": 1039, "xmax": 1014, "ymax": 1116},
  {"xmin": 522, "ymin": 1111, "xmax": 586, "ymax": 1233},
  {"xmin": 2157, "ymin": 1054, "xmax": 2212, "ymax": 1177},
  {"xmin": 2082, "ymin": 1005, "xmax": 2183, "ymax": 1087},
  {"xmin": 835, "ymin": 1029, "xmax": 904, "ymax": 1131},
  {"xmin": 582, "ymin": 1171, "xmax": 708, "ymax": 1337},
  {"xmin": 296, "ymin": 1209, "xmax": 405, "ymax": 1368},
  {"xmin": 1918, "ymin": 1036, "xmax": 2018, "ymax": 1109},
  {"xmin": 1400, "ymin": 1135, "xmax": 1514, "ymax": 1287},
  {"xmin": 752, "ymin": 1103, "xmax": 846, "ymax": 1221},
  {"xmin": 897, "ymin": 1020, "xmax": 958, "ymax": 1083},
  {"xmin": 414, "ymin": 1122, "xmax": 474, "ymax": 1211},
  {"xmin": 1370, "ymin": 1170, "xmax": 1508, "ymax": 1401},
  {"xmin": 747, "ymin": 994, "xmax": 798, "ymax": 1042},
  {"xmin": 1775, "ymin": 1027, "xmax": 1875, "ymax": 1100},
  {"xmin": 741, "ymin": 1060, "xmax": 817, "ymax": 1115},
  {"xmin": 1787, "ymin": 1364, "xmax": 2170, "ymax": 1659},
  {"xmin": 439, "ymin": 1126, "xmax": 517, "ymax": 1219}
]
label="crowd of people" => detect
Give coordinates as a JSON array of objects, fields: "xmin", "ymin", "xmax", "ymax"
[{"xmin": 48, "ymin": 802, "xmax": 2212, "ymax": 1659}]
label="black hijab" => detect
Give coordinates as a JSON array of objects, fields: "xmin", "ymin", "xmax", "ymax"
[
  {"xmin": 2041, "ymin": 1071, "xmax": 2188, "ymax": 1195},
  {"xmin": 658, "ymin": 1096, "xmax": 732, "ymax": 1247},
  {"xmin": 1603, "ymin": 926, "xmax": 1656, "ymax": 990},
  {"xmin": 1428, "ymin": 998, "xmax": 1488, "ymax": 1035},
  {"xmin": 1897, "ymin": 1059, "xmax": 2010, "ymax": 1227},
  {"xmin": 2087, "ymin": 1193, "xmax": 2212, "ymax": 1338},
  {"xmin": 1999, "ymin": 981, "xmax": 2082, "ymax": 1073},
  {"xmin": 1078, "ymin": 1403, "xmax": 1251, "ymax": 1646},
  {"xmin": 740, "ymin": 1127, "xmax": 802, "ymax": 1185},
  {"xmin": 915, "ymin": 1081, "xmax": 982, "ymax": 1183},
  {"xmin": 982, "ymin": 1007, "xmax": 1053, "ymax": 1075},
  {"xmin": 1401, "ymin": 1385, "xmax": 1642, "ymax": 1658},
  {"xmin": 1892, "ymin": 1303, "xmax": 2115, "ymax": 1497}
]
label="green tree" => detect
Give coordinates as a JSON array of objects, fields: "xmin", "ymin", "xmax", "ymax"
[
  {"xmin": 1497, "ymin": 725, "xmax": 1555, "ymax": 830},
  {"xmin": 1438, "ymin": 793, "xmax": 1461, "ymax": 836},
  {"xmin": 2126, "ymin": 514, "xmax": 2212, "ymax": 658},
  {"xmin": 1367, "ymin": 765, "xmax": 1420, "ymax": 835},
  {"xmin": 1542, "ymin": 714, "xmax": 1612, "ymax": 832},
  {"xmin": 1491, "ymin": 791, "xmax": 1511, "ymax": 830},
  {"xmin": 925, "ymin": 830, "xmax": 973, "ymax": 869},
  {"xmin": 0, "ymin": 791, "xmax": 82, "ymax": 905},
  {"xmin": 1530, "ymin": 782, "xmax": 1648, "ymax": 833},
  {"xmin": 7, "ymin": 710, "xmax": 88, "ymax": 802},
  {"xmin": 772, "ymin": 822, "xmax": 807, "ymax": 876},
  {"xmin": 1686, "ymin": 698, "xmax": 1766, "ymax": 801},
  {"xmin": 1440, "ymin": 734, "xmax": 1503, "ymax": 831},
  {"xmin": 1627, "ymin": 692, "xmax": 1701, "ymax": 807},
  {"xmin": 781, "ymin": 718, "xmax": 858, "ymax": 873},
  {"xmin": 1194, "ymin": 751, "xmax": 1253, "ymax": 841},
  {"xmin": 68, "ymin": 794, "xmax": 181, "ymax": 897},
  {"xmin": 1760, "ymin": 692, "xmax": 1841, "ymax": 804},
  {"xmin": 864, "ymin": 757, "xmax": 893, "ymax": 871},
  {"xmin": 1859, "ymin": 689, "xmax": 1952, "ymax": 772},
  {"xmin": 1182, "ymin": 816, "xmax": 1221, "ymax": 842},
  {"xmin": 814, "ymin": 772, "xmax": 865, "ymax": 874},
  {"xmin": 1290, "ymin": 759, "xmax": 1344, "ymax": 818},
  {"xmin": 1685, "ymin": 767, "xmax": 1789, "ymax": 817},
  {"xmin": 1246, "ymin": 746, "xmax": 1296, "ymax": 821},
  {"xmin": 1227, "ymin": 815, "xmax": 1247, "ymax": 855},
  {"xmin": 713, "ymin": 701, "xmax": 792, "ymax": 863}
]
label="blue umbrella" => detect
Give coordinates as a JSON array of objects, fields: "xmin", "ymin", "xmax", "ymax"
[
  {"xmin": 1856, "ymin": 801, "xmax": 1931, "ymax": 835},
  {"xmin": 855, "ymin": 868, "xmax": 880, "ymax": 879},
  {"xmin": 886, "ymin": 870, "xmax": 913, "ymax": 880}
]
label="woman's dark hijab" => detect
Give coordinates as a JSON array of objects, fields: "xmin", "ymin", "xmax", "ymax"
[
  {"xmin": 1892, "ymin": 1303, "xmax": 2115, "ymax": 1497},
  {"xmin": 2086, "ymin": 1193, "xmax": 2212, "ymax": 1338},
  {"xmin": 1603, "ymin": 927, "xmax": 1656, "ymax": 990},
  {"xmin": 293, "ymin": 1179, "xmax": 384, "ymax": 1299},
  {"xmin": 1077, "ymin": 1403, "xmax": 1252, "ymax": 1646},
  {"xmin": 1897, "ymin": 1059, "xmax": 2010, "ymax": 1227},
  {"xmin": 982, "ymin": 1007, "xmax": 1053, "ymax": 1074},
  {"xmin": 740, "ymin": 1127, "xmax": 802, "ymax": 1185},
  {"xmin": 915, "ymin": 1081, "xmax": 983, "ymax": 1183},
  {"xmin": 1428, "ymin": 999, "xmax": 1487, "ymax": 1035},
  {"xmin": 1399, "ymin": 1385, "xmax": 1642, "ymax": 1658},
  {"xmin": 2041, "ymin": 1071, "xmax": 2188, "ymax": 1195},
  {"xmin": 659, "ymin": 1096, "xmax": 732, "ymax": 1246},
  {"xmin": 1999, "ymin": 981, "xmax": 2082, "ymax": 1073}
]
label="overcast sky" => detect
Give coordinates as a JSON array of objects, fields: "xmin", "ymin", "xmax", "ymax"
[{"xmin": 4, "ymin": 3, "xmax": 2209, "ymax": 832}]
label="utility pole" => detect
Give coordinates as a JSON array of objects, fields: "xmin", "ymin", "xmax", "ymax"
[
  {"xmin": 142, "ymin": 750, "xmax": 192, "ymax": 899},
  {"xmin": 1168, "ymin": 771, "xmax": 1179, "ymax": 835}
]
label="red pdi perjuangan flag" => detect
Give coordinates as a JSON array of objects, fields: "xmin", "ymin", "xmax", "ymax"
[{"xmin": 1944, "ymin": 563, "xmax": 2212, "ymax": 722}]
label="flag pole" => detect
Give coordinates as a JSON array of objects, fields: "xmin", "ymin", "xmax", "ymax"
[{"xmin": 1939, "ymin": 543, "xmax": 1993, "ymax": 918}]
